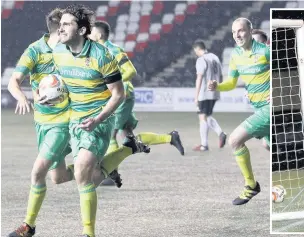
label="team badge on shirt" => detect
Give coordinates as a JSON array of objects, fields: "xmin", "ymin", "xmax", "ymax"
[{"xmin": 85, "ymin": 57, "xmax": 90, "ymax": 67}]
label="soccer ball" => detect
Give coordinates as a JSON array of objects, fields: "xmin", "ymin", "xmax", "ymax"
[
  {"xmin": 272, "ymin": 185, "xmax": 286, "ymax": 203},
  {"xmin": 38, "ymin": 74, "xmax": 68, "ymax": 104}
]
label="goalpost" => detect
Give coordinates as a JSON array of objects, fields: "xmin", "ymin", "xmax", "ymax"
[{"xmin": 272, "ymin": 19, "xmax": 304, "ymax": 221}]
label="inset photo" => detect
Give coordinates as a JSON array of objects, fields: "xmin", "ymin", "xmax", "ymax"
[{"xmin": 271, "ymin": 9, "xmax": 304, "ymax": 234}]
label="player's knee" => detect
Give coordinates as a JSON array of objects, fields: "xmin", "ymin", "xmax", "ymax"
[
  {"xmin": 228, "ymin": 134, "xmax": 242, "ymax": 150},
  {"xmin": 51, "ymin": 177, "xmax": 61, "ymax": 185},
  {"xmin": 74, "ymin": 161, "xmax": 95, "ymax": 186},
  {"xmin": 199, "ymin": 113, "xmax": 208, "ymax": 121},
  {"xmin": 31, "ymin": 162, "xmax": 49, "ymax": 182},
  {"xmin": 74, "ymin": 165, "xmax": 87, "ymax": 180},
  {"xmin": 228, "ymin": 135, "xmax": 235, "ymax": 148},
  {"xmin": 31, "ymin": 168, "xmax": 47, "ymax": 183},
  {"xmin": 50, "ymin": 174, "xmax": 63, "ymax": 185}
]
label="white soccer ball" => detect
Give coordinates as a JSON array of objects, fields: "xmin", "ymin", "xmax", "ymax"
[
  {"xmin": 272, "ymin": 185, "xmax": 286, "ymax": 203},
  {"xmin": 38, "ymin": 74, "xmax": 68, "ymax": 104}
]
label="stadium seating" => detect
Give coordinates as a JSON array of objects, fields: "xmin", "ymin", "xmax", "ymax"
[
  {"xmin": 1, "ymin": 0, "xmax": 24, "ymax": 19},
  {"xmin": 151, "ymin": 1, "xmax": 286, "ymax": 87},
  {"xmin": 1, "ymin": 1, "xmax": 287, "ymax": 88},
  {"xmin": 2, "ymin": 1, "xmax": 104, "ymax": 74}
]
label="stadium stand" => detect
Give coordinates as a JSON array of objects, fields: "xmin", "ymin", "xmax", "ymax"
[
  {"xmin": 1, "ymin": 0, "xmax": 24, "ymax": 19},
  {"xmin": 0, "ymin": 0, "xmax": 289, "ymax": 88},
  {"xmin": 150, "ymin": 1, "xmax": 286, "ymax": 87}
]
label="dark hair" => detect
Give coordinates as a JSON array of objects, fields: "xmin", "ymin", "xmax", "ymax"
[
  {"xmin": 193, "ymin": 39, "xmax": 206, "ymax": 50},
  {"xmin": 46, "ymin": 8, "xmax": 63, "ymax": 33},
  {"xmin": 94, "ymin": 21, "xmax": 111, "ymax": 40},
  {"xmin": 63, "ymin": 4, "xmax": 95, "ymax": 37},
  {"xmin": 252, "ymin": 29, "xmax": 268, "ymax": 43}
]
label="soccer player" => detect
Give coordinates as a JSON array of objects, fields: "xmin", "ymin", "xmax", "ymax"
[
  {"xmin": 208, "ymin": 18, "xmax": 270, "ymax": 205},
  {"xmin": 51, "ymin": 5, "xmax": 149, "ymax": 237},
  {"xmin": 89, "ymin": 20, "xmax": 138, "ymax": 186},
  {"xmin": 192, "ymin": 39, "xmax": 227, "ymax": 151},
  {"xmin": 7, "ymin": 9, "xmax": 75, "ymax": 237},
  {"xmin": 8, "ymin": 7, "xmax": 149, "ymax": 237},
  {"xmin": 88, "ymin": 21, "xmax": 184, "ymax": 187},
  {"xmin": 252, "ymin": 29, "xmax": 270, "ymax": 151},
  {"xmin": 89, "ymin": 21, "xmax": 185, "ymax": 155}
]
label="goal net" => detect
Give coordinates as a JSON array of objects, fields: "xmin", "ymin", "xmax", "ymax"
[{"xmin": 272, "ymin": 19, "xmax": 304, "ymax": 221}]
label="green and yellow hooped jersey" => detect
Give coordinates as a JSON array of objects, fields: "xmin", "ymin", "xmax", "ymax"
[
  {"xmin": 14, "ymin": 34, "xmax": 70, "ymax": 125},
  {"xmin": 228, "ymin": 39, "xmax": 270, "ymax": 108},
  {"xmin": 52, "ymin": 39, "xmax": 122, "ymax": 121},
  {"xmin": 103, "ymin": 40, "xmax": 134, "ymax": 99}
]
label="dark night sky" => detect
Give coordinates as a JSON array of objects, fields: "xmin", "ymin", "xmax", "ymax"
[
  {"xmin": 272, "ymin": 10, "xmax": 304, "ymax": 70},
  {"xmin": 272, "ymin": 10, "xmax": 304, "ymax": 19}
]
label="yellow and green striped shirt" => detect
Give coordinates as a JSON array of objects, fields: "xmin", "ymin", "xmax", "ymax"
[
  {"xmin": 103, "ymin": 40, "xmax": 135, "ymax": 99},
  {"xmin": 14, "ymin": 33, "xmax": 70, "ymax": 124},
  {"xmin": 218, "ymin": 39, "xmax": 270, "ymax": 108},
  {"xmin": 52, "ymin": 39, "xmax": 122, "ymax": 121}
]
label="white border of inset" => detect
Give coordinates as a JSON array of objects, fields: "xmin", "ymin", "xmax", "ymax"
[{"xmin": 270, "ymin": 7, "xmax": 304, "ymax": 235}]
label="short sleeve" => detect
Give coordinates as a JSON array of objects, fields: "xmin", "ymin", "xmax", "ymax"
[
  {"xmin": 98, "ymin": 49, "xmax": 122, "ymax": 84},
  {"xmin": 110, "ymin": 46, "xmax": 130, "ymax": 68},
  {"xmin": 116, "ymin": 52, "xmax": 130, "ymax": 68},
  {"xmin": 14, "ymin": 47, "xmax": 37, "ymax": 75},
  {"xmin": 196, "ymin": 57, "xmax": 207, "ymax": 74}
]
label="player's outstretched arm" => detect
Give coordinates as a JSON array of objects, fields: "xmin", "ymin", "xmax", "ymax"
[
  {"xmin": 216, "ymin": 77, "xmax": 238, "ymax": 91},
  {"xmin": 214, "ymin": 52, "xmax": 239, "ymax": 91},
  {"xmin": 207, "ymin": 79, "xmax": 217, "ymax": 91},
  {"xmin": 8, "ymin": 72, "xmax": 31, "ymax": 115}
]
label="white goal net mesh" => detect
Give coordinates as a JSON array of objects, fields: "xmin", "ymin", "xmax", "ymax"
[{"xmin": 272, "ymin": 24, "xmax": 304, "ymax": 217}]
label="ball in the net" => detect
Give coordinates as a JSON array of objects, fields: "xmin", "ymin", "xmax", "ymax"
[{"xmin": 272, "ymin": 185, "xmax": 286, "ymax": 203}]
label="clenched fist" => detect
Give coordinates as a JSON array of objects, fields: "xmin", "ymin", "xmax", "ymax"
[{"xmin": 208, "ymin": 80, "xmax": 218, "ymax": 91}]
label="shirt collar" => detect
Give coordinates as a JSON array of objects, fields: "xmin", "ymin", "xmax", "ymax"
[
  {"xmin": 66, "ymin": 39, "xmax": 91, "ymax": 57},
  {"xmin": 98, "ymin": 39, "xmax": 106, "ymax": 46},
  {"xmin": 104, "ymin": 40, "xmax": 110, "ymax": 47},
  {"xmin": 236, "ymin": 39, "xmax": 257, "ymax": 56},
  {"xmin": 39, "ymin": 33, "xmax": 53, "ymax": 53},
  {"xmin": 251, "ymin": 39, "xmax": 258, "ymax": 54}
]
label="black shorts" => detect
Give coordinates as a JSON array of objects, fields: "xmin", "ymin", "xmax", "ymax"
[{"xmin": 197, "ymin": 100, "xmax": 217, "ymax": 116}]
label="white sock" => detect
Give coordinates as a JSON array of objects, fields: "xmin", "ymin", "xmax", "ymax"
[
  {"xmin": 200, "ymin": 120, "xmax": 209, "ymax": 147},
  {"xmin": 207, "ymin": 116, "xmax": 223, "ymax": 136}
]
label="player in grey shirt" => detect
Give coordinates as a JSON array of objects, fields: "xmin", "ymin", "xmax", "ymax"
[{"xmin": 192, "ymin": 39, "xmax": 226, "ymax": 151}]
